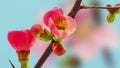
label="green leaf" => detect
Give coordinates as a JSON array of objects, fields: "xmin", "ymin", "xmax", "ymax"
[
  {"xmin": 39, "ymin": 31, "xmax": 53, "ymax": 42},
  {"xmin": 106, "ymin": 13, "xmax": 116, "ymax": 23},
  {"xmin": 115, "ymin": 9, "xmax": 120, "ymax": 14},
  {"xmin": 53, "ymin": 37, "xmax": 62, "ymax": 43}
]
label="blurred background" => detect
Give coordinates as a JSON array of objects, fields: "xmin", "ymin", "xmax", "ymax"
[{"xmin": 0, "ymin": 0, "xmax": 120, "ymax": 68}]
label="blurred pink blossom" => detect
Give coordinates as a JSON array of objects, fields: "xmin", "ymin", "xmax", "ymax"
[{"xmin": 65, "ymin": 9, "xmax": 118, "ymax": 60}]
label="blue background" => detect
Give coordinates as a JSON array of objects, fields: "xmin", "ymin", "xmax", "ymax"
[{"xmin": 0, "ymin": 0, "xmax": 120, "ymax": 68}]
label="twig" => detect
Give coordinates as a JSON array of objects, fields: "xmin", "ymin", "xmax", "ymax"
[
  {"xmin": 80, "ymin": 6, "xmax": 120, "ymax": 9},
  {"xmin": 9, "ymin": 59, "xmax": 15, "ymax": 68},
  {"xmin": 68, "ymin": 2, "xmax": 120, "ymax": 18}
]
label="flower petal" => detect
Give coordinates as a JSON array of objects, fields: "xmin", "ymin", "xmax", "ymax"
[
  {"xmin": 65, "ymin": 16, "xmax": 77, "ymax": 36},
  {"xmin": 31, "ymin": 24, "xmax": 44, "ymax": 38},
  {"xmin": 53, "ymin": 43, "xmax": 66, "ymax": 56},
  {"xmin": 49, "ymin": 16, "xmax": 76, "ymax": 39},
  {"xmin": 52, "ymin": 7, "xmax": 64, "ymax": 15},
  {"xmin": 43, "ymin": 11, "xmax": 60, "ymax": 26},
  {"xmin": 50, "ymin": 19, "xmax": 67, "ymax": 39},
  {"xmin": 8, "ymin": 31, "xmax": 28, "ymax": 51},
  {"xmin": 24, "ymin": 30, "xmax": 35, "ymax": 50},
  {"xmin": 43, "ymin": 7, "xmax": 63, "ymax": 26}
]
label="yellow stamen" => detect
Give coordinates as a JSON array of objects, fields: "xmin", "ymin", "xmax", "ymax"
[{"xmin": 54, "ymin": 17, "xmax": 66, "ymax": 30}]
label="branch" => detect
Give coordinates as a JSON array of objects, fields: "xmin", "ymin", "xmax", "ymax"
[
  {"xmin": 34, "ymin": 41, "xmax": 54, "ymax": 68},
  {"xmin": 68, "ymin": 1, "xmax": 120, "ymax": 18},
  {"xmin": 80, "ymin": 6, "xmax": 120, "ymax": 9},
  {"xmin": 68, "ymin": 0, "xmax": 82, "ymax": 18}
]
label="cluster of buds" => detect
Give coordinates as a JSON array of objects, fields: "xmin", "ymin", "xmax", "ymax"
[
  {"xmin": 31, "ymin": 7, "xmax": 77, "ymax": 56},
  {"xmin": 106, "ymin": 3, "xmax": 120, "ymax": 23}
]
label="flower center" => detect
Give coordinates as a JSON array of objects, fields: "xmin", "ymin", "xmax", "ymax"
[{"xmin": 54, "ymin": 16, "xmax": 66, "ymax": 30}]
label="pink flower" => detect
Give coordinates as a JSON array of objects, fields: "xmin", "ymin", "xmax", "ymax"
[
  {"xmin": 8, "ymin": 29, "xmax": 35, "ymax": 51},
  {"xmin": 43, "ymin": 7, "xmax": 77, "ymax": 39}
]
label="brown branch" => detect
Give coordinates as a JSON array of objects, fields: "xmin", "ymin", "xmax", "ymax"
[
  {"xmin": 80, "ymin": 6, "xmax": 120, "ymax": 9},
  {"xmin": 68, "ymin": 3, "xmax": 120, "ymax": 18},
  {"xmin": 68, "ymin": 0, "xmax": 82, "ymax": 18},
  {"xmin": 34, "ymin": 41, "xmax": 54, "ymax": 68}
]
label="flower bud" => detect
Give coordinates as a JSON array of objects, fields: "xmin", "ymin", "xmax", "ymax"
[
  {"xmin": 31, "ymin": 24, "xmax": 53, "ymax": 42},
  {"xmin": 52, "ymin": 43, "xmax": 66, "ymax": 56}
]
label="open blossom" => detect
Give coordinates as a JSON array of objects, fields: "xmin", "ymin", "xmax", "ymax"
[
  {"xmin": 8, "ymin": 29, "xmax": 35, "ymax": 68},
  {"xmin": 43, "ymin": 7, "xmax": 77, "ymax": 39},
  {"xmin": 8, "ymin": 29, "xmax": 35, "ymax": 51}
]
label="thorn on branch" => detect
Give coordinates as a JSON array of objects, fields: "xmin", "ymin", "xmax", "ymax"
[{"xmin": 9, "ymin": 59, "xmax": 15, "ymax": 68}]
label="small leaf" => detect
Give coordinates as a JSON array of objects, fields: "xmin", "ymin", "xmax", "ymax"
[
  {"xmin": 53, "ymin": 43, "xmax": 66, "ymax": 56},
  {"xmin": 114, "ymin": 3, "xmax": 120, "ymax": 14},
  {"xmin": 106, "ymin": 13, "xmax": 116, "ymax": 23},
  {"xmin": 53, "ymin": 37, "xmax": 62, "ymax": 43},
  {"xmin": 115, "ymin": 9, "xmax": 120, "ymax": 14},
  {"xmin": 40, "ymin": 30, "xmax": 53, "ymax": 42}
]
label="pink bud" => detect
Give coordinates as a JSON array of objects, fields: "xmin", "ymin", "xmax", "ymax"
[
  {"xmin": 106, "ymin": 4, "xmax": 112, "ymax": 7},
  {"xmin": 53, "ymin": 43, "xmax": 66, "ymax": 56},
  {"xmin": 31, "ymin": 24, "xmax": 44, "ymax": 38}
]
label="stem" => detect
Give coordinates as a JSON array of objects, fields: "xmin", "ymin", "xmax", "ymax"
[
  {"xmin": 80, "ymin": 6, "xmax": 120, "ymax": 9},
  {"xmin": 21, "ymin": 63, "xmax": 28, "ymax": 68},
  {"xmin": 34, "ymin": 41, "xmax": 54, "ymax": 68},
  {"xmin": 17, "ymin": 51, "xmax": 30, "ymax": 68}
]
